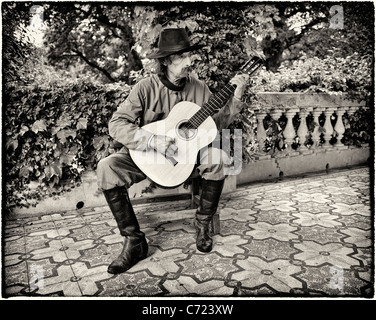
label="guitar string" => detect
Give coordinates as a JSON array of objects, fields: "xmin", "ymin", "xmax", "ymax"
[
  {"xmin": 186, "ymin": 80, "xmax": 246, "ymax": 129},
  {"xmin": 186, "ymin": 83, "xmax": 235, "ymax": 129},
  {"xmin": 186, "ymin": 87, "xmax": 233, "ymax": 129},
  {"xmin": 195, "ymin": 61, "xmax": 262, "ymax": 123},
  {"xmin": 189, "ymin": 85, "xmax": 233, "ymax": 126}
]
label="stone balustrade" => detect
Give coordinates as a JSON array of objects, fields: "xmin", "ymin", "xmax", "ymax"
[
  {"xmin": 253, "ymin": 92, "xmax": 368, "ymax": 157},
  {"xmin": 236, "ymin": 92, "xmax": 370, "ymax": 185}
]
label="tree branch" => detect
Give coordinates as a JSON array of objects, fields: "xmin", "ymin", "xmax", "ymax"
[
  {"xmin": 286, "ymin": 16, "xmax": 327, "ymax": 47},
  {"xmin": 72, "ymin": 48, "xmax": 115, "ymax": 82},
  {"xmin": 93, "ymin": 5, "xmax": 135, "ymax": 45},
  {"xmin": 94, "ymin": 5, "xmax": 124, "ymax": 32}
]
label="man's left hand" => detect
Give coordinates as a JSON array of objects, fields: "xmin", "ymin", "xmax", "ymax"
[{"xmin": 230, "ymin": 73, "xmax": 250, "ymax": 100}]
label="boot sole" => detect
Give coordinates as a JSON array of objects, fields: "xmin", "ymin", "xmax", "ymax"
[
  {"xmin": 107, "ymin": 242, "xmax": 148, "ymax": 274},
  {"xmin": 107, "ymin": 253, "xmax": 148, "ymax": 274},
  {"xmin": 196, "ymin": 246, "xmax": 212, "ymax": 253}
]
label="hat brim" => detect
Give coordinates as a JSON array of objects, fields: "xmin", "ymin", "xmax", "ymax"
[{"xmin": 146, "ymin": 44, "xmax": 205, "ymax": 59}]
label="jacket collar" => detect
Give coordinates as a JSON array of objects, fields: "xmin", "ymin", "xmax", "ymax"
[{"xmin": 158, "ymin": 72, "xmax": 186, "ymax": 91}]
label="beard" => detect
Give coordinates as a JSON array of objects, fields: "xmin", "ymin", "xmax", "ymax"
[
  {"xmin": 177, "ymin": 67, "xmax": 191, "ymax": 78},
  {"xmin": 168, "ymin": 67, "xmax": 191, "ymax": 85}
]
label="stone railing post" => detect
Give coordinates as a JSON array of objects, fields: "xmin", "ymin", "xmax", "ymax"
[
  {"xmin": 322, "ymin": 107, "xmax": 336, "ymax": 148},
  {"xmin": 283, "ymin": 108, "xmax": 299, "ymax": 154},
  {"xmin": 297, "ymin": 108, "xmax": 312, "ymax": 152},
  {"xmin": 270, "ymin": 109, "xmax": 283, "ymax": 122},
  {"xmin": 255, "ymin": 111, "xmax": 267, "ymax": 152},
  {"xmin": 334, "ymin": 107, "xmax": 347, "ymax": 149},
  {"xmin": 311, "ymin": 107, "xmax": 323, "ymax": 149},
  {"xmin": 270, "ymin": 109, "xmax": 283, "ymax": 151}
]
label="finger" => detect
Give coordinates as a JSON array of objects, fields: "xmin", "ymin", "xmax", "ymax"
[
  {"xmin": 165, "ymin": 136, "xmax": 175, "ymax": 143},
  {"xmin": 168, "ymin": 141, "xmax": 178, "ymax": 154},
  {"xmin": 230, "ymin": 78, "xmax": 240, "ymax": 86},
  {"xmin": 238, "ymin": 74, "xmax": 249, "ymax": 83},
  {"xmin": 232, "ymin": 77, "xmax": 248, "ymax": 87},
  {"xmin": 170, "ymin": 144, "xmax": 178, "ymax": 153},
  {"xmin": 166, "ymin": 144, "xmax": 178, "ymax": 156},
  {"xmin": 231, "ymin": 75, "xmax": 246, "ymax": 86}
]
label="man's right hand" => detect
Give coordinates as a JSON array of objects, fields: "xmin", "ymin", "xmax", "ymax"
[{"xmin": 149, "ymin": 134, "xmax": 178, "ymax": 157}]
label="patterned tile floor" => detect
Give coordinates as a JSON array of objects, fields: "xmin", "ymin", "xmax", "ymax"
[{"xmin": 2, "ymin": 166, "xmax": 374, "ymax": 298}]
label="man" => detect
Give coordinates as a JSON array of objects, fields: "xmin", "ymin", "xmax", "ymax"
[{"xmin": 97, "ymin": 28, "xmax": 249, "ymax": 274}]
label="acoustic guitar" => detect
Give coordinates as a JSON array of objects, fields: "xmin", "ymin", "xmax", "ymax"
[{"xmin": 129, "ymin": 56, "xmax": 264, "ymax": 187}]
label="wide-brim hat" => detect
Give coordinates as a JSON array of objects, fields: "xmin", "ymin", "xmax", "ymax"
[{"xmin": 146, "ymin": 28, "xmax": 205, "ymax": 59}]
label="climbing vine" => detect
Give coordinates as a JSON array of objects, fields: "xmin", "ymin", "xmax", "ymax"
[{"xmin": 4, "ymin": 80, "xmax": 131, "ymax": 213}]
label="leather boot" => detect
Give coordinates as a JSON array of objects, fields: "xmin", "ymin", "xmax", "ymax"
[
  {"xmin": 194, "ymin": 179, "xmax": 225, "ymax": 253},
  {"xmin": 103, "ymin": 186, "xmax": 148, "ymax": 274}
]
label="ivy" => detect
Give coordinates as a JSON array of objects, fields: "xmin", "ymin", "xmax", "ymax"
[{"xmin": 4, "ymin": 80, "xmax": 131, "ymax": 213}]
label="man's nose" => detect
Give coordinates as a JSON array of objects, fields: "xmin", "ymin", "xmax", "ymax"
[{"xmin": 184, "ymin": 56, "xmax": 192, "ymax": 67}]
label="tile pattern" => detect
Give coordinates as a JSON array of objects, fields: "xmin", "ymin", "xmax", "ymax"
[{"xmin": 2, "ymin": 167, "xmax": 374, "ymax": 297}]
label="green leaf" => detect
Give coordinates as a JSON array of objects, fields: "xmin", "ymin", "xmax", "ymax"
[
  {"xmin": 53, "ymin": 141, "xmax": 64, "ymax": 157},
  {"xmin": 76, "ymin": 117, "xmax": 88, "ymax": 130},
  {"xmin": 44, "ymin": 162, "xmax": 62, "ymax": 180},
  {"xmin": 19, "ymin": 125, "xmax": 29, "ymax": 136},
  {"xmin": 52, "ymin": 118, "xmax": 73, "ymax": 135},
  {"xmin": 31, "ymin": 120, "xmax": 47, "ymax": 133},
  {"xmin": 93, "ymin": 135, "xmax": 106, "ymax": 149},
  {"xmin": 6, "ymin": 138, "xmax": 18, "ymax": 152},
  {"xmin": 56, "ymin": 129, "xmax": 77, "ymax": 144},
  {"xmin": 59, "ymin": 153, "xmax": 75, "ymax": 165},
  {"xmin": 19, "ymin": 166, "xmax": 31, "ymax": 178}
]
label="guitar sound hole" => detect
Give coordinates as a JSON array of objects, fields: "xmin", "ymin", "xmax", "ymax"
[{"xmin": 176, "ymin": 121, "xmax": 197, "ymax": 141}]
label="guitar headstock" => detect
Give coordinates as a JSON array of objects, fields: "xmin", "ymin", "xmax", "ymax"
[{"xmin": 239, "ymin": 56, "xmax": 264, "ymax": 76}]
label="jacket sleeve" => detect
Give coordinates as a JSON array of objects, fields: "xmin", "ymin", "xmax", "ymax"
[{"xmin": 108, "ymin": 82, "xmax": 152, "ymax": 151}]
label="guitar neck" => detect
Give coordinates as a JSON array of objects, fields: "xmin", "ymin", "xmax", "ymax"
[
  {"xmin": 188, "ymin": 83, "xmax": 236, "ymax": 129},
  {"xmin": 187, "ymin": 56, "xmax": 263, "ymax": 130}
]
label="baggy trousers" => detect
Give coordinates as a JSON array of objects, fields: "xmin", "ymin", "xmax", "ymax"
[{"xmin": 97, "ymin": 146, "xmax": 230, "ymax": 191}]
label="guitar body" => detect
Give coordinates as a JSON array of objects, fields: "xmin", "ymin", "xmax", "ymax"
[{"xmin": 129, "ymin": 101, "xmax": 218, "ymax": 188}]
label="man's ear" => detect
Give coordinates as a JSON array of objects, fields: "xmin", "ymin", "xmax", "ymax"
[{"xmin": 163, "ymin": 56, "xmax": 172, "ymax": 66}]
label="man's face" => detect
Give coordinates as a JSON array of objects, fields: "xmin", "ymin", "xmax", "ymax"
[{"xmin": 166, "ymin": 52, "xmax": 193, "ymax": 79}]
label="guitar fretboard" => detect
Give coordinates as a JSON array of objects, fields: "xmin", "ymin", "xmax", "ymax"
[
  {"xmin": 186, "ymin": 56, "xmax": 263, "ymax": 130},
  {"xmin": 187, "ymin": 83, "xmax": 236, "ymax": 129}
]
